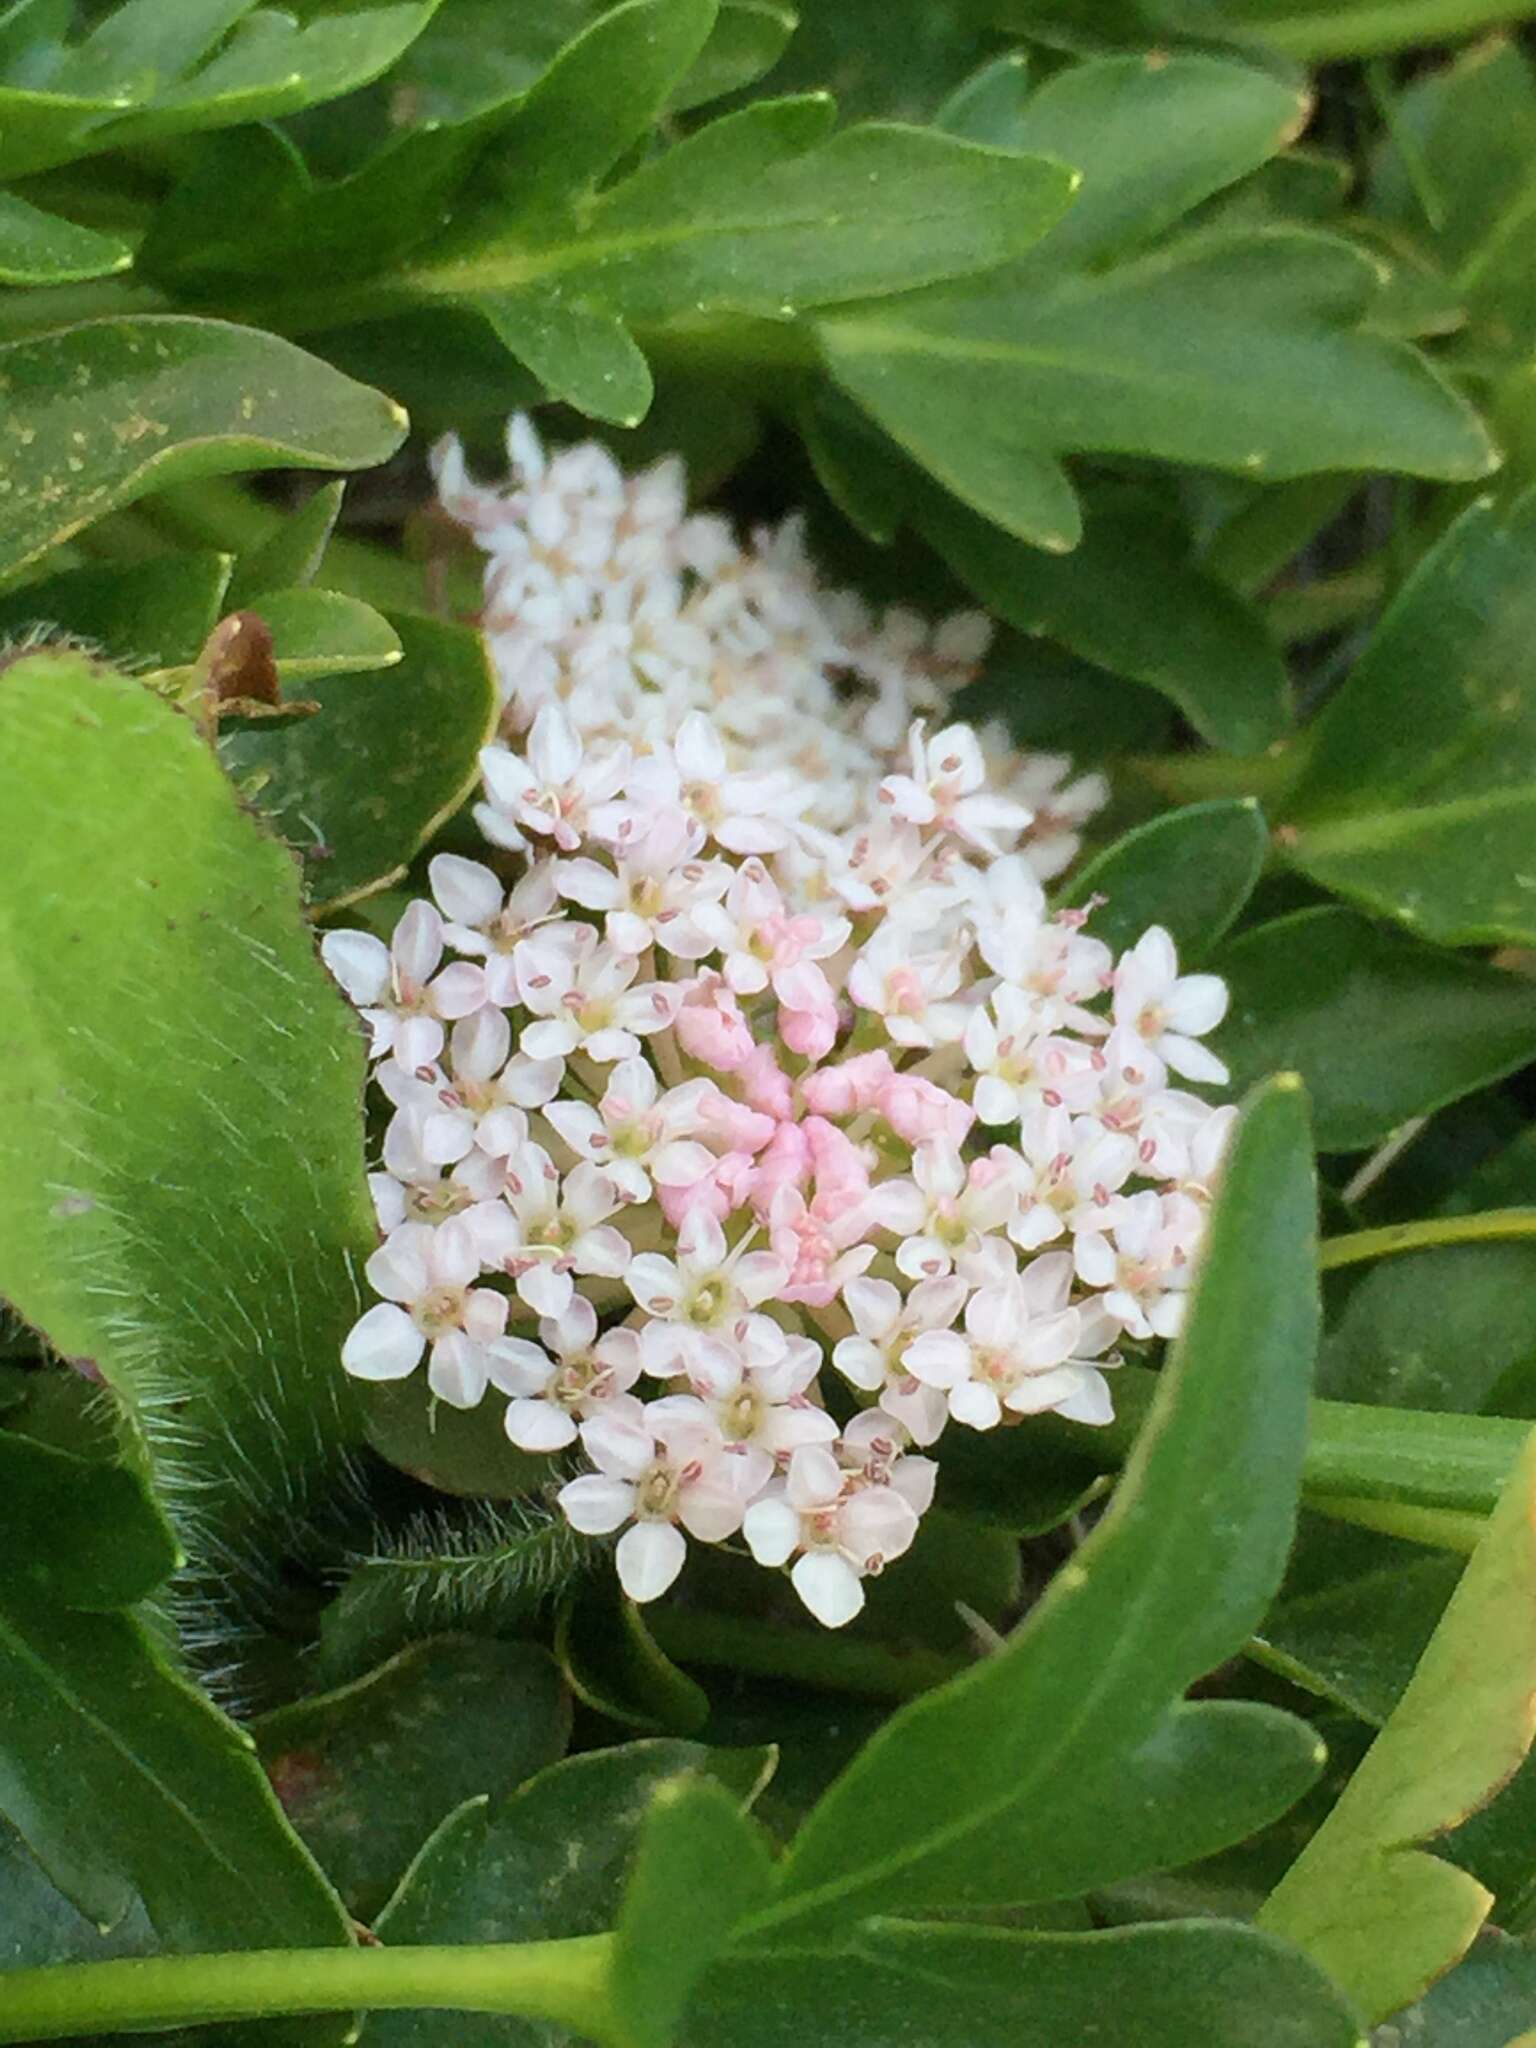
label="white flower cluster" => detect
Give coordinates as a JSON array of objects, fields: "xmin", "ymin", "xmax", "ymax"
[{"xmin": 325, "ymin": 416, "xmax": 1234, "ymax": 1630}]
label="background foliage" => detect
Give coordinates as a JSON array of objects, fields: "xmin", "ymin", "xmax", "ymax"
[{"xmin": 5, "ymin": 2, "xmax": 1536, "ymax": 2044}]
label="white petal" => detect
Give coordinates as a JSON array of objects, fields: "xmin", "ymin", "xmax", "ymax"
[
  {"xmin": 429, "ymin": 852, "xmax": 503, "ymax": 927},
  {"xmin": 743, "ymin": 1496, "xmax": 801, "ymax": 1568},
  {"xmin": 505, "ymin": 1399, "xmax": 579, "ymax": 1451},
  {"xmin": 791, "ymin": 1551, "xmax": 864, "ymax": 1628},
  {"xmin": 320, "ymin": 928, "xmax": 390, "ymax": 1004},
  {"xmin": 616, "ymin": 1521, "xmax": 687, "ymax": 1602},
  {"xmin": 428, "ymin": 1333, "xmax": 487, "ymax": 1409},
  {"xmin": 341, "ymin": 1302, "xmax": 423, "ymax": 1381},
  {"xmin": 558, "ymin": 1473, "xmax": 636, "ymax": 1535}
]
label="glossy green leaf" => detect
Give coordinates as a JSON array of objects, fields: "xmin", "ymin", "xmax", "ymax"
[
  {"xmin": 226, "ymin": 479, "xmax": 345, "ymax": 607},
  {"xmin": 1386, "ymin": 1928, "xmax": 1536, "ymax": 2047},
  {"xmin": 822, "ymin": 231, "xmax": 1494, "ymax": 553},
  {"xmin": 0, "ymin": 649, "xmax": 375, "ymax": 1582},
  {"xmin": 1214, "ymin": 908, "xmax": 1536, "ymax": 1153},
  {"xmin": 1254, "ymin": 1513, "xmax": 1460, "ymax": 1726},
  {"xmin": 368, "ymin": 1740, "xmax": 774, "ymax": 2047},
  {"xmin": 233, "ymin": 586, "xmax": 401, "ymax": 679},
  {"xmin": 218, "ymin": 610, "xmax": 497, "ymax": 911},
  {"xmin": 612, "ymin": 1775, "xmax": 774, "ymax": 2048},
  {"xmin": 0, "ymin": 315, "xmax": 406, "ymax": 584},
  {"xmin": 1060, "ymin": 799, "xmax": 1269, "ymax": 959},
  {"xmin": 416, "ymin": 105, "xmax": 1076, "ymax": 418},
  {"xmin": 998, "ymin": 53, "xmax": 1309, "ymax": 270},
  {"xmin": 0, "ymin": 1427, "xmax": 350, "ymax": 2000},
  {"xmin": 696, "ymin": 1918, "xmax": 1363, "ymax": 2048},
  {"xmin": 1261, "ymin": 1428, "xmax": 1536, "ymax": 2023},
  {"xmin": 1286, "ymin": 490, "xmax": 1536, "ymax": 948},
  {"xmin": 0, "ymin": 0, "xmax": 444, "ymax": 175},
  {"xmin": 0, "ymin": 190, "xmax": 130, "ymax": 284},
  {"xmin": 1319, "ymin": 1245, "xmax": 1536, "ymax": 1416},
  {"xmin": 0, "ymin": 549, "xmax": 232, "ymax": 666},
  {"xmin": 0, "ymin": 1816, "xmax": 159, "ymax": 1971},
  {"xmin": 557, "ymin": 1577, "xmax": 710, "ymax": 1735},
  {"xmin": 918, "ymin": 484, "xmax": 1290, "ymax": 752},
  {"xmin": 0, "ymin": 1425, "xmax": 178, "ymax": 1612},
  {"xmin": 738, "ymin": 1077, "xmax": 1321, "ymax": 1939},
  {"xmin": 254, "ymin": 1637, "xmax": 571, "ymax": 1920}
]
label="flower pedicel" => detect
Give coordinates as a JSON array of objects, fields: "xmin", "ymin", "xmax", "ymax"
[{"xmin": 326, "ymin": 416, "xmax": 1235, "ymax": 1629}]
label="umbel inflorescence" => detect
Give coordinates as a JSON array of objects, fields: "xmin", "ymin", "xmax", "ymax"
[{"xmin": 324, "ymin": 417, "xmax": 1234, "ymax": 1629}]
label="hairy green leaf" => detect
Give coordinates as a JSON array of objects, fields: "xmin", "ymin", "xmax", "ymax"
[{"xmin": 0, "ymin": 648, "xmax": 376, "ymax": 1586}]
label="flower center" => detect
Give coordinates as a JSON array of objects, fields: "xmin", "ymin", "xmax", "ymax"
[{"xmin": 413, "ymin": 1285, "xmax": 465, "ymax": 1337}]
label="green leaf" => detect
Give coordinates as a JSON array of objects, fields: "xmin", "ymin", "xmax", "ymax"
[
  {"xmin": 918, "ymin": 483, "xmax": 1290, "ymax": 752},
  {"xmin": 368, "ymin": 1740, "xmax": 774, "ymax": 2046},
  {"xmin": 253, "ymin": 1637, "xmax": 571, "ymax": 1920},
  {"xmin": 557, "ymin": 1576, "xmax": 710, "ymax": 1736},
  {"xmin": 318, "ymin": 1498, "xmax": 592, "ymax": 1685},
  {"xmin": 0, "ymin": 1427, "xmax": 350, "ymax": 2002},
  {"xmin": 0, "ymin": 1815, "xmax": 159, "ymax": 1971},
  {"xmin": 0, "ymin": 315, "xmax": 407, "ymax": 584},
  {"xmin": 738, "ymin": 1077, "xmax": 1321, "ymax": 1939},
  {"xmin": 1213, "ymin": 908, "xmax": 1536, "ymax": 1153},
  {"xmin": 226, "ymin": 479, "xmax": 345, "ymax": 607},
  {"xmin": 669, "ymin": 1, "xmax": 796, "ymax": 111},
  {"xmin": 1319, "ymin": 1244, "xmax": 1536, "ymax": 1416},
  {"xmin": 1260, "ymin": 1427, "xmax": 1536, "ymax": 2023},
  {"xmin": 935, "ymin": 51, "xmax": 1031, "ymax": 146},
  {"xmin": 1253, "ymin": 1512, "xmax": 1460, "ymax": 1726},
  {"xmin": 0, "ymin": 0, "xmax": 445, "ymax": 175},
  {"xmin": 0, "ymin": 648, "xmax": 375, "ymax": 1586},
  {"xmin": 0, "ymin": 189, "xmax": 130, "ymax": 283},
  {"xmin": 1386, "ymin": 1928, "xmax": 1536, "ymax": 2047},
  {"xmin": 233, "ymin": 586, "xmax": 403, "ymax": 680},
  {"xmin": 612, "ymin": 1775, "xmax": 774, "ymax": 2048},
  {"xmin": 218, "ymin": 610, "xmax": 498, "ymax": 912},
  {"xmin": 695, "ymin": 1918, "xmax": 1363, "ymax": 2048},
  {"xmin": 1060, "ymin": 799, "xmax": 1269, "ymax": 958},
  {"xmin": 0, "ymin": 1425, "xmax": 178, "ymax": 1612},
  {"xmin": 822, "ymin": 230, "xmax": 1495, "ymax": 553},
  {"xmin": 0, "ymin": 549, "xmax": 232, "ymax": 666},
  {"xmin": 997, "ymin": 53, "xmax": 1309, "ymax": 271},
  {"xmin": 1286, "ymin": 489, "xmax": 1536, "ymax": 948},
  {"xmin": 418, "ymin": 107, "xmax": 1077, "ymax": 415}
]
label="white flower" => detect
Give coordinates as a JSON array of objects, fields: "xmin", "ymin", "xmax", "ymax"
[
  {"xmin": 884, "ymin": 1141, "xmax": 1020, "ymax": 1283},
  {"xmin": 692, "ymin": 1329, "xmax": 839, "ymax": 1466},
  {"xmin": 903, "ymin": 1251, "xmax": 1088, "ymax": 1429},
  {"xmin": 1008, "ymin": 1108, "xmax": 1137, "ymax": 1252},
  {"xmin": 1075, "ymin": 1188, "xmax": 1199, "ymax": 1341},
  {"xmin": 832, "ymin": 1275, "xmax": 966, "ymax": 1446},
  {"xmin": 413, "ymin": 1009, "xmax": 563, "ymax": 1164},
  {"xmin": 554, "ymin": 811, "xmax": 731, "ymax": 958},
  {"xmin": 542, "ymin": 1059, "xmax": 715, "ymax": 1204},
  {"xmin": 626, "ymin": 1210, "xmax": 788, "ymax": 1381},
  {"xmin": 470, "ymin": 1143, "xmax": 630, "ymax": 1317},
  {"xmin": 490, "ymin": 1294, "xmax": 643, "ymax": 1451},
  {"xmin": 963, "ymin": 992, "xmax": 1104, "ymax": 1127},
  {"xmin": 428, "ymin": 854, "xmax": 563, "ymax": 1005},
  {"xmin": 742, "ymin": 1443, "xmax": 921, "ymax": 1628},
  {"xmin": 557, "ymin": 1393, "xmax": 752, "ymax": 1602},
  {"xmin": 619, "ymin": 712, "xmax": 810, "ymax": 855},
  {"xmin": 514, "ymin": 927, "xmax": 680, "ymax": 1063},
  {"xmin": 321, "ymin": 901, "xmax": 450, "ymax": 1070},
  {"xmin": 880, "ymin": 720, "xmax": 1031, "ymax": 854},
  {"xmin": 847, "ymin": 926, "xmax": 967, "ymax": 1049},
  {"xmin": 1112, "ymin": 926, "xmax": 1229, "ymax": 1085},
  {"xmin": 341, "ymin": 1216, "xmax": 510, "ymax": 1408},
  {"xmin": 478, "ymin": 703, "xmax": 630, "ymax": 852}
]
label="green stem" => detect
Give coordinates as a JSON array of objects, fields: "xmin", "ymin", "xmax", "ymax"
[
  {"xmin": 0, "ymin": 1937, "xmax": 620, "ymax": 2046},
  {"xmin": 1304, "ymin": 1493, "xmax": 1488, "ymax": 1555},
  {"xmin": 1319, "ymin": 1208, "xmax": 1536, "ymax": 1271}
]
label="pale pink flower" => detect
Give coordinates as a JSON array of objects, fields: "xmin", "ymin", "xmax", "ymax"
[
  {"xmin": 514, "ymin": 927, "xmax": 679, "ymax": 1063},
  {"xmin": 741, "ymin": 1443, "xmax": 921, "ymax": 1627},
  {"xmin": 543, "ymin": 1060, "xmax": 715, "ymax": 1204},
  {"xmin": 491, "ymin": 1294, "xmax": 643, "ymax": 1452},
  {"xmin": 904, "ymin": 1251, "xmax": 1088, "ymax": 1430},
  {"xmin": 1113, "ymin": 926, "xmax": 1229, "ymax": 1085},
  {"xmin": 478, "ymin": 703, "xmax": 630, "ymax": 852},
  {"xmin": 341, "ymin": 1216, "xmax": 509, "ymax": 1409},
  {"xmin": 321, "ymin": 901, "xmax": 450, "ymax": 1071},
  {"xmin": 470, "ymin": 1143, "xmax": 630, "ymax": 1317},
  {"xmin": 880, "ymin": 720, "xmax": 1031, "ymax": 854}
]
